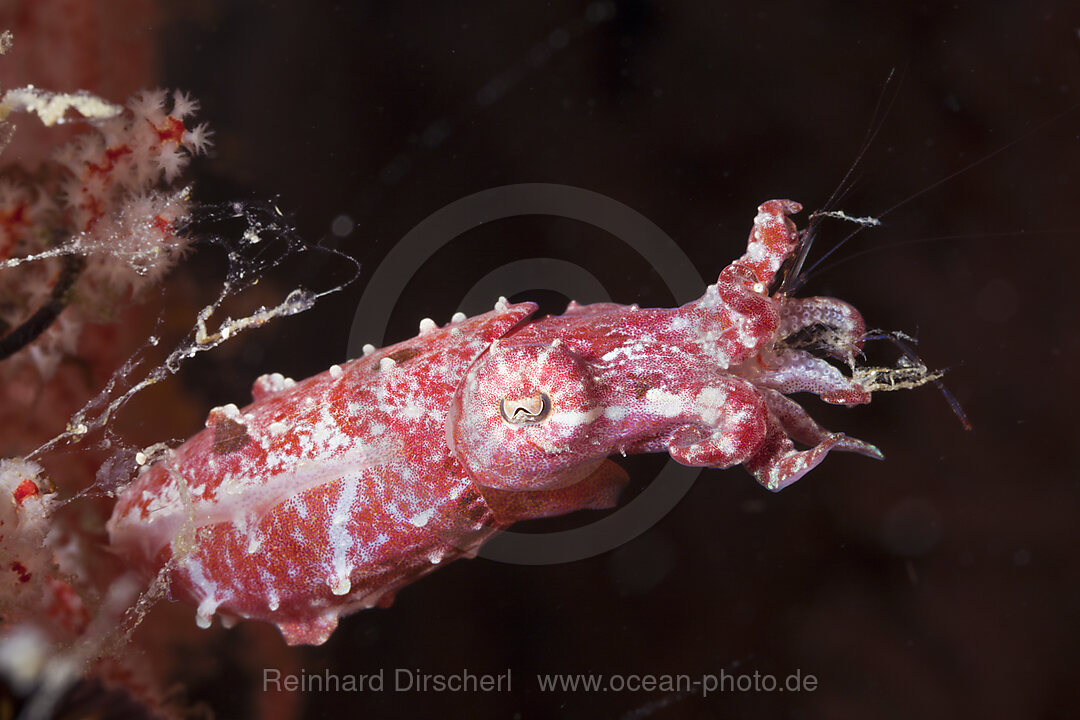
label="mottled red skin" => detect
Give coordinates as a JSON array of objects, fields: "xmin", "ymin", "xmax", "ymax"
[
  {"xmin": 109, "ymin": 306, "xmax": 534, "ymax": 644},
  {"xmin": 108, "ymin": 200, "xmax": 883, "ymax": 645}
]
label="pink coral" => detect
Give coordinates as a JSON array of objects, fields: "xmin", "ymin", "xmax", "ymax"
[{"xmin": 0, "ymin": 88, "xmax": 211, "ymax": 446}]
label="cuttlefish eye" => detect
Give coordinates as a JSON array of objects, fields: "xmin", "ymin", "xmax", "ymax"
[
  {"xmin": 499, "ymin": 391, "xmax": 552, "ymax": 425},
  {"xmin": 450, "ymin": 341, "xmax": 601, "ymax": 491}
]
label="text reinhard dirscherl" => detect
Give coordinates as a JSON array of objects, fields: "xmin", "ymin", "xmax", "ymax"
[
  {"xmin": 263, "ymin": 668, "xmax": 818, "ymax": 695},
  {"xmin": 264, "ymin": 668, "xmax": 511, "ymax": 693}
]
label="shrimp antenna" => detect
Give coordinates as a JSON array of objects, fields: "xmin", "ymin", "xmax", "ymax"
[
  {"xmin": 796, "ymin": 101, "xmax": 1079, "ymax": 289},
  {"xmin": 778, "ymin": 68, "xmax": 901, "ymax": 296}
]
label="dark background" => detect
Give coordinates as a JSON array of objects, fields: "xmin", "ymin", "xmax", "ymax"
[{"xmin": 94, "ymin": 1, "xmax": 1080, "ymax": 718}]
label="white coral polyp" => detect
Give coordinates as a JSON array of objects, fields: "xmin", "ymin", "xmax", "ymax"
[
  {"xmin": 80, "ymin": 188, "xmax": 192, "ymax": 289},
  {"xmin": 50, "ymin": 88, "xmax": 212, "ymax": 295},
  {"xmin": 0, "ymin": 459, "xmax": 59, "ymax": 614},
  {"xmin": 0, "ymin": 85, "xmax": 212, "ymax": 378}
]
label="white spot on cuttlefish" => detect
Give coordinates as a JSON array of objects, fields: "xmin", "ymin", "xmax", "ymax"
[
  {"xmin": 206, "ymin": 403, "xmax": 243, "ymax": 428},
  {"xmin": 408, "ymin": 508, "xmax": 435, "ymax": 528},
  {"xmin": 329, "ymin": 574, "xmax": 352, "ymax": 596},
  {"xmin": 645, "ymin": 388, "xmax": 684, "ymax": 417},
  {"xmin": 195, "ymin": 596, "xmax": 221, "ymax": 629}
]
